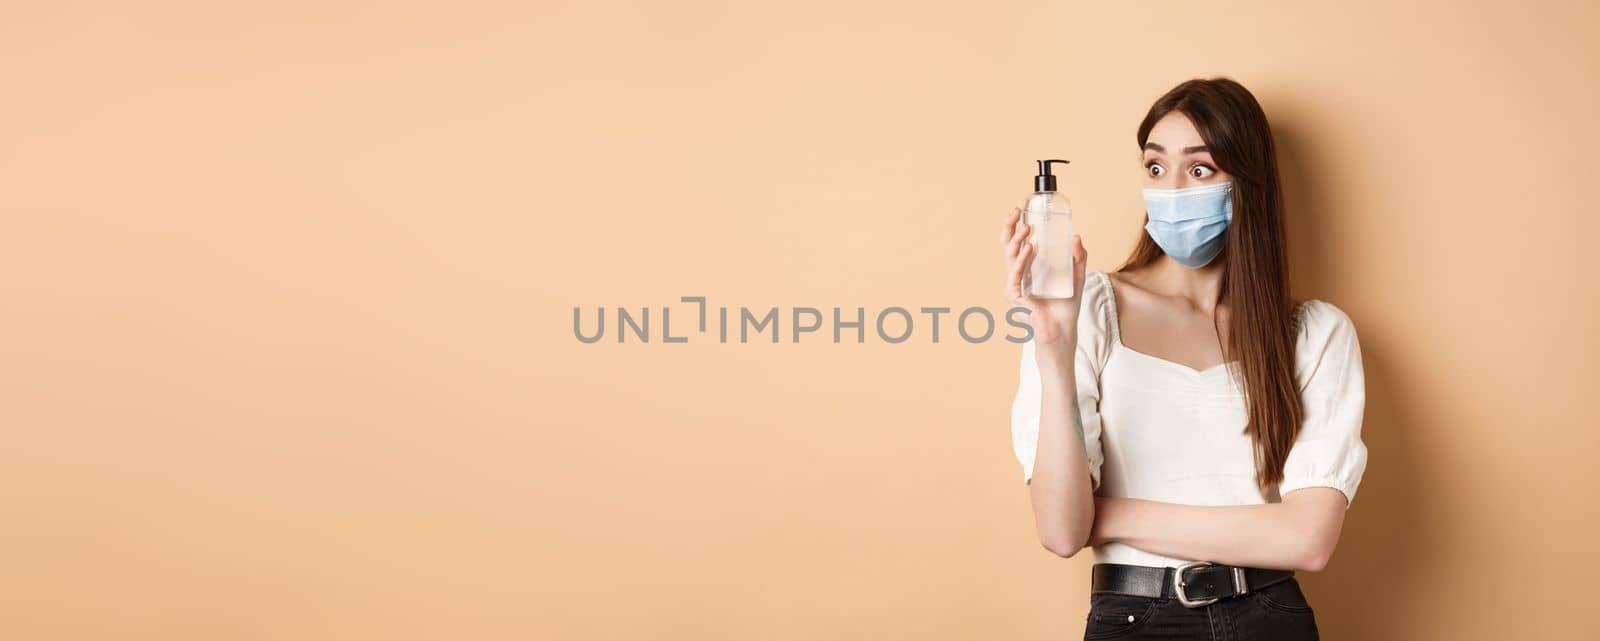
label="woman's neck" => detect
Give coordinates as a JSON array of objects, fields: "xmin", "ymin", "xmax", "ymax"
[{"xmin": 1142, "ymin": 255, "xmax": 1226, "ymax": 314}]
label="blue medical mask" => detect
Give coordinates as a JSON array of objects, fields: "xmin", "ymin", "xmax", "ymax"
[{"xmin": 1142, "ymin": 181, "xmax": 1234, "ymax": 268}]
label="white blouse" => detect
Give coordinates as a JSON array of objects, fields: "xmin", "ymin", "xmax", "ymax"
[{"xmin": 1010, "ymin": 268, "xmax": 1369, "ymax": 568}]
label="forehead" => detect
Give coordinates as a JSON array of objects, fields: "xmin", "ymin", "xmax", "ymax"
[{"xmin": 1145, "ymin": 112, "xmax": 1206, "ymax": 152}]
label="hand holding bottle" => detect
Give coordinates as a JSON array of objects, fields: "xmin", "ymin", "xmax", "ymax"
[{"xmin": 1003, "ymin": 205, "xmax": 1087, "ymax": 357}]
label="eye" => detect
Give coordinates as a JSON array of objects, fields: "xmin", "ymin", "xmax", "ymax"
[
  {"xmin": 1190, "ymin": 163, "xmax": 1216, "ymax": 179},
  {"xmin": 1145, "ymin": 161, "xmax": 1165, "ymax": 177}
]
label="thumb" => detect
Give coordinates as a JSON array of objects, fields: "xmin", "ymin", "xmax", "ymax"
[{"xmin": 1072, "ymin": 235, "xmax": 1088, "ymax": 283}]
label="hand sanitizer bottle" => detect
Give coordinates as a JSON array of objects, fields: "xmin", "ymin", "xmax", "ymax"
[{"xmin": 1024, "ymin": 159, "xmax": 1075, "ymax": 299}]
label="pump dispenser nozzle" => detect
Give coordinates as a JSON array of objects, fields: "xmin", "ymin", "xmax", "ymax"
[{"xmin": 1034, "ymin": 159, "xmax": 1070, "ymax": 192}]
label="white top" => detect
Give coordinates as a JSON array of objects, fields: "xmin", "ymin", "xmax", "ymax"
[{"xmin": 1010, "ymin": 268, "xmax": 1369, "ymax": 569}]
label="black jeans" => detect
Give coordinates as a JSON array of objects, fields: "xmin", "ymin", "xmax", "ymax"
[{"xmin": 1084, "ymin": 575, "xmax": 1319, "ymax": 640}]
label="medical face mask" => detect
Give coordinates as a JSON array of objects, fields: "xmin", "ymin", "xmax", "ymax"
[{"xmin": 1141, "ymin": 181, "xmax": 1234, "ymax": 268}]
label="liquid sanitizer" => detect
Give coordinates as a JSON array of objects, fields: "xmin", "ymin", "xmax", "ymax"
[{"xmin": 1024, "ymin": 159, "xmax": 1075, "ymax": 299}]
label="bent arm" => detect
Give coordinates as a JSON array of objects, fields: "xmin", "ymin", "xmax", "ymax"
[
  {"xmin": 1027, "ymin": 341, "xmax": 1098, "ymax": 557},
  {"xmin": 1088, "ymin": 487, "xmax": 1349, "ymax": 572}
]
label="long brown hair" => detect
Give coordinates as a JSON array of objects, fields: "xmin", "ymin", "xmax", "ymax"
[{"xmin": 1117, "ymin": 77, "xmax": 1301, "ymax": 495}]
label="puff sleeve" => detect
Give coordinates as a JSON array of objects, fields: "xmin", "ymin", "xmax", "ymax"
[
  {"xmin": 1010, "ymin": 270, "xmax": 1113, "ymax": 490},
  {"xmin": 1279, "ymin": 300, "xmax": 1370, "ymax": 509}
]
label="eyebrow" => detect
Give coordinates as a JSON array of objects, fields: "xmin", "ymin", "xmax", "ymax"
[{"xmin": 1143, "ymin": 142, "xmax": 1209, "ymax": 154}]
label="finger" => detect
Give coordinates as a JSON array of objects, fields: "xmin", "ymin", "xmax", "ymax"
[
  {"xmin": 998, "ymin": 206, "xmax": 1024, "ymax": 246},
  {"xmin": 1007, "ymin": 243, "xmax": 1032, "ymax": 299},
  {"xmin": 1071, "ymin": 234, "xmax": 1088, "ymax": 284},
  {"xmin": 1010, "ymin": 240, "xmax": 1033, "ymax": 275},
  {"xmin": 1001, "ymin": 207, "xmax": 1021, "ymax": 245},
  {"xmin": 1009, "ymin": 243, "xmax": 1034, "ymax": 294},
  {"xmin": 1005, "ymin": 222, "xmax": 1031, "ymax": 262}
]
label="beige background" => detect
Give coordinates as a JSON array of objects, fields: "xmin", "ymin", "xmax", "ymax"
[{"xmin": 3, "ymin": 1, "xmax": 1596, "ymax": 639}]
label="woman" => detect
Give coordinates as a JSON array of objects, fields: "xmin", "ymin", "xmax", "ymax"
[{"xmin": 1002, "ymin": 77, "xmax": 1368, "ymax": 640}]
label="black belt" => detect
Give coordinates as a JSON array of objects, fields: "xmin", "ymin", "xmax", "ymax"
[{"xmin": 1091, "ymin": 562, "xmax": 1295, "ymax": 608}]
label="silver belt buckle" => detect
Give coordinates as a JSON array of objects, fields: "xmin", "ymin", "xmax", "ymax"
[{"xmin": 1173, "ymin": 561, "xmax": 1231, "ymax": 608}]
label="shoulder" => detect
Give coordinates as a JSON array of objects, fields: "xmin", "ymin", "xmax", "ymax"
[
  {"xmin": 1080, "ymin": 268, "xmax": 1115, "ymax": 325},
  {"xmin": 1292, "ymin": 299, "xmax": 1358, "ymax": 345},
  {"xmin": 1081, "ymin": 268, "xmax": 1112, "ymax": 306},
  {"xmin": 1076, "ymin": 269, "xmax": 1117, "ymax": 354},
  {"xmin": 1291, "ymin": 299, "xmax": 1363, "ymax": 383}
]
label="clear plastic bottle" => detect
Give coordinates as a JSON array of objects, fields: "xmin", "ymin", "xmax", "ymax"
[{"xmin": 1023, "ymin": 159, "xmax": 1075, "ymax": 299}]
